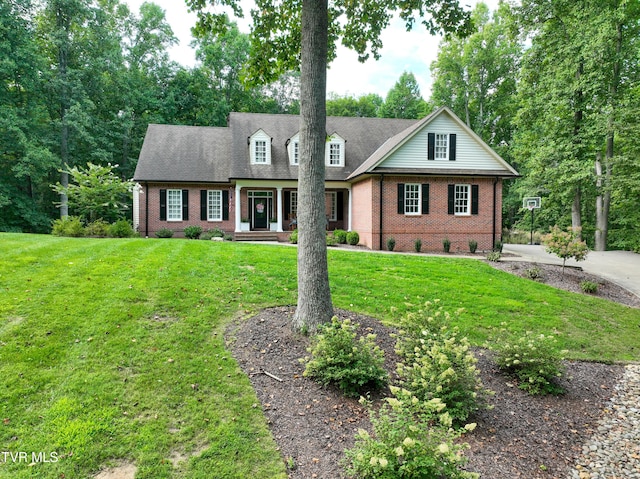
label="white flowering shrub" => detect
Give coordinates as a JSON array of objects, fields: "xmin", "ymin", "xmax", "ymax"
[
  {"xmin": 489, "ymin": 328, "xmax": 567, "ymax": 395},
  {"xmin": 343, "ymin": 387, "xmax": 478, "ymax": 479},
  {"xmin": 394, "ymin": 302, "xmax": 492, "ymax": 425},
  {"xmin": 302, "ymin": 317, "xmax": 387, "ymax": 397}
]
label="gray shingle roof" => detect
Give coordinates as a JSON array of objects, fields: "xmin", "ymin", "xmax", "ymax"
[{"xmin": 134, "ymin": 124, "xmax": 232, "ymax": 183}]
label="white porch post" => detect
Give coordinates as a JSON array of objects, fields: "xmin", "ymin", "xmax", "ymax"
[
  {"xmin": 276, "ymin": 187, "xmax": 284, "ymax": 232},
  {"xmin": 235, "ymin": 183, "xmax": 242, "ymax": 232},
  {"xmin": 347, "ymin": 185, "xmax": 353, "ymax": 231}
]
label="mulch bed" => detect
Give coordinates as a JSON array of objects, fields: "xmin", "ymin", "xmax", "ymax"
[{"xmin": 227, "ymin": 304, "xmax": 625, "ymax": 479}]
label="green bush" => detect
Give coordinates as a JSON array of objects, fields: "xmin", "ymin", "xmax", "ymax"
[
  {"xmin": 542, "ymin": 226, "xmax": 589, "ymax": 275},
  {"xmin": 524, "ymin": 266, "xmax": 542, "ymax": 280},
  {"xmin": 581, "ymin": 280, "xmax": 599, "ymax": 294},
  {"xmin": 486, "ymin": 251, "xmax": 501, "ymax": 262},
  {"xmin": 326, "ymin": 234, "xmax": 337, "ymax": 246},
  {"xmin": 184, "ymin": 225, "xmax": 203, "ymax": 239},
  {"xmin": 443, "ymin": 238, "xmax": 451, "ymax": 253},
  {"xmin": 386, "ymin": 237, "xmax": 396, "ymax": 251},
  {"xmin": 468, "ymin": 240, "xmax": 478, "ymax": 253},
  {"xmin": 289, "ymin": 229, "xmax": 298, "ymax": 244},
  {"xmin": 302, "ymin": 317, "xmax": 387, "ymax": 398},
  {"xmin": 343, "ymin": 387, "xmax": 478, "ymax": 479},
  {"xmin": 346, "ymin": 231, "xmax": 359, "ymax": 246},
  {"xmin": 394, "ymin": 303, "xmax": 491, "ymax": 425},
  {"xmin": 51, "ymin": 216, "xmax": 85, "ymax": 237},
  {"xmin": 84, "ymin": 219, "xmax": 110, "ymax": 237},
  {"xmin": 155, "ymin": 228, "xmax": 174, "ymax": 238},
  {"xmin": 333, "ymin": 229, "xmax": 347, "ymax": 244},
  {"xmin": 488, "ymin": 328, "xmax": 566, "ymax": 395},
  {"xmin": 414, "ymin": 238, "xmax": 422, "ymax": 253},
  {"xmin": 494, "ymin": 240, "xmax": 504, "ymax": 252},
  {"xmin": 108, "ymin": 219, "xmax": 135, "ymax": 238}
]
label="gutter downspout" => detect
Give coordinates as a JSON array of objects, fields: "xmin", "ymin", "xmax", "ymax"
[
  {"xmin": 492, "ymin": 177, "xmax": 498, "ymax": 250},
  {"xmin": 145, "ymin": 183, "xmax": 149, "ymax": 238},
  {"xmin": 379, "ymin": 174, "xmax": 384, "ymax": 251}
]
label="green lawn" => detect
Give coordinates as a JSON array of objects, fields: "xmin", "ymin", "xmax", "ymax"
[{"xmin": 1, "ymin": 234, "xmax": 638, "ymax": 478}]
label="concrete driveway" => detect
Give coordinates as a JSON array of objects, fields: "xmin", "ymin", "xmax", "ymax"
[{"xmin": 502, "ymin": 244, "xmax": 640, "ymax": 299}]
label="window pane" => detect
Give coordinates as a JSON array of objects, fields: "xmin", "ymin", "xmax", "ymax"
[
  {"xmin": 290, "ymin": 191, "xmax": 298, "ymax": 217},
  {"xmin": 208, "ymin": 190, "xmax": 222, "ymax": 221},
  {"xmin": 255, "ymin": 140, "xmax": 267, "ymax": 163},
  {"xmin": 435, "ymin": 133, "xmax": 448, "ymax": 160},
  {"xmin": 329, "ymin": 143, "xmax": 341, "ymax": 165},
  {"xmin": 327, "ymin": 192, "xmax": 337, "ymax": 221},
  {"xmin": 455, "ymin": 184, "xmax": 470, "ymax": 214},
  {"xmin": 293, "ymin": 141, "xmax": 299, "ymax": 164},
  {"xmin": 167, "ymin": 189, "xmax": 182, "ymax": 220},
  {"xmin": 404, "ymin": 183, "xmax": 420, "ymax": 214}
]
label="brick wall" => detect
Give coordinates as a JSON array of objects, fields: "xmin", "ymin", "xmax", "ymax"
[
  {"xmin": 138, "ymin": 183, "xmax": 235, "ymax": 238},
  {"xmin": 351, "ymin": 176, "xmax": 503, "ymax": 252}
]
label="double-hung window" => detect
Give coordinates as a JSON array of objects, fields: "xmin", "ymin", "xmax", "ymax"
[
  {"xmin": 207, "ymin": 190, "xmax": 222, "ymax": 221},
  {"xmin": 327, "ymin": 192, "xmax": 337, "ymax": 221},
  {"xmin": 454, "ymin": 184, "xmax": 471, "ymax": 215},
  {"xmin": 290, "ymin": 191, "xmax": 298, "ymax": 218},
  {"xmin": 404, "ymin": 184, "xmax": 420, "ymax": 215},
  {"xmin": 435, "ymin": 133, "xmax": 448, "ymax": 159},
  {"xmin": 167, "ymin": 189, "xmax": 183, "ymax": 221},
  {"xmin": 329, "ymin": 143, "xmax": 341, "ymax": 166},
  {"xmin": 254, "ymin": 140, "xmax": 267, "ymax": 164}
]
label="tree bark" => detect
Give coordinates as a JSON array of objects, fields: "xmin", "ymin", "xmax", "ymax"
[
  {"xmin": 571, "ymin": 187, "xmax": 582, "ymax": 239},
  {"xmin": 595, "ymin": 152, "xmax": 607, "ymax": 250},
  {"xmin": 292, "ymin": 0, "xmax": 333, "ymax": 332},
  {"xmin": 57, "ymin": 1, "xmax": 70, "ymax": 218}
]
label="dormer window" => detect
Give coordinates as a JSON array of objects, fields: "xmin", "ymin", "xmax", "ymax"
[
  {"xmin": 326, "ymin": 134, "xmax": 345, "ymax": 167},
  {"xmin": 287, "ymin": 134, "xmax": 300, "ymax": 165},
  {"xmin": 250, "ymin": 129, "xmax": 271, "ymax": 165}
]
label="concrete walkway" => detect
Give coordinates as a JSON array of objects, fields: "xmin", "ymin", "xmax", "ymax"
[{"xmin": 502, "ymin": 244, "xmax": 640, "ymax": 299}]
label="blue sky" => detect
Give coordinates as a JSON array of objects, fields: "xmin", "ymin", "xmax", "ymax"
[{"xmin": 125, "ymin": 0, "xmax": 500, "ymax": 99}]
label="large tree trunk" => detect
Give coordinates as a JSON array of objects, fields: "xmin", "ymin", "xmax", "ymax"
[
  {"xmin": 595, "ymin": 152, "xmax": 610, "ymax": 251},
  {"xmin": 57, "ymin": 2, "xmax": 70, "ymax": 218},
  {"xmin": 292, "ymin": 0, "xmax": 333, "ymax": 332},
  {"xmin": 571, "ymin": 187, "xmax": 582, "ymax": 239}
]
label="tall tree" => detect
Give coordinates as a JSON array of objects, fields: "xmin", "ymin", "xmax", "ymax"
[
  {"xmin": 379, "ymin": 71, "xmax": 427, "ymax": 119},
  {"xmin": 188, "ymin": 0, "xmax": 472, "ymax": 331}
]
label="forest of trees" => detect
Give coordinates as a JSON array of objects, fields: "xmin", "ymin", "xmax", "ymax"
[{"xmin": 2, "ymin": 0, "xmax": 638, "ymax": 251}]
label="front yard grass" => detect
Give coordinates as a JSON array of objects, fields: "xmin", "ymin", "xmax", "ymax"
[{"xmin": 1, "ymin": 233, "xmax": 638, "ymax": 478}]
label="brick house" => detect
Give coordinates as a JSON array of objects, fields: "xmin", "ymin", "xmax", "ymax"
[{"xmin": 133, "ymin": 106, "xmax": 518, "ymax": 252}]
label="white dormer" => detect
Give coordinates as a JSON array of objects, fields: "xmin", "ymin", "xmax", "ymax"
[
  {"xmin": 326, "ymin": 133, "xmax": 345, "ymax": 167},
  {"xmin": 250, "ymin": 129, "xmax": 272, "ymax": 165},
  {"xmin": 287, "ymin": 133, "xmax": 300, "ymax": 165}
]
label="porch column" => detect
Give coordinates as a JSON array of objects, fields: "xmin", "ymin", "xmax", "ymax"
[
  {"xmin": 276, "ymin": 187, "xmax": 284, "ymax": 232},
  {"xmin": 235, "ymin": 183, "xmax": 242, "ymax": 232},
  {"xmin": 347, "ymin": 185, "xmax": 353, "ymax": 231}
]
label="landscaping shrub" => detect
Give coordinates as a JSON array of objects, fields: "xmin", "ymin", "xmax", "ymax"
[
  {"xmin": 84, "ymin": 219, "xmax": 110, "ymax": 237},
  {"xmin": 289, "ymin": 229, "xmax": 298, "ymax": 244},
  {"xmin": 394, "ymin": 303, "xmax": 491, "ymax": 425},
  {"xmin": 326, "ymin": 234, "xmax": 337, "ymax": 246},
  {"xmin": 343, "ymin": 387, "xmax": 478, "ymax": 479},
  {"xmin": 581, "ymin": 280, "xmax": 599, "ymax": 294},
  {"xmin": 184, "ymin": 225, "xmax": 203, "ymax": 239},
  {"xmin": 386, "ymin": 237, "xmax": 396, "ymax": 251},
  {"xmin": 443, "ymin": 238, "xmax": 451, "ymax": 253},
  {"xmin": 346, "ymin": 231, "xmax": 359, "ymax": 246},
  {"xmin": 489, "ymin": 328, "xmax": 567, "ymax": 395},
  {"xmin": 414, "ymin": 238, "xmax": 422, "ymax": 253},
  {"xmin": 468, "ymin": 240, "xmax": 478, "ymax": 253},
  {"xmin": 155, "ymin": 228, "xmax": 174, "ymax": 238},
  {"xmin": 108, "ymin": 219, "xmax": 135, "ymax": 238},
  {"xmin": 486, "ymin": 251, "xmax": 501, "ymax": 262},
  {"xmin": 302, "ymin": 317, "xmax": 387, "ymax": 398},
  {"xmin": 51, "ymin": 216, "xmax": 85, "ymax": 237},
  {"xmin": 494, "ymin": 240, "xmax": 504, "ymax": 252},
  {"xmin": 333, "ymin": 229, "xmax": 347, "ymax": 244},
  {"xmin": 524, "ymin": 266, "xmax": 542, "ymax": 280}
]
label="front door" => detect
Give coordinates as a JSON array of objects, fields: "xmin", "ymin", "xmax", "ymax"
[{"xmin": 253, "ymin": 197, "xmax": 268, "ymax": 229}]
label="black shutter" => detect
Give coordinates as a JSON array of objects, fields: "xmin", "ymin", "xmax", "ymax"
[
  {"xmin": 471, "ymin": 185, "xmax": 479, "ymax": 215},
  {"xmin": 397, "ymin": 183, "xmax": 405, "ymax": 214},
  {"xmin": 449, "ymin": 134, "xmax": 457, "ymax": 161},
  {"xmin": 284, "ymin": 191, "xmax": 291, "ymax": 219},
  {"xmin": 427, "ymin": 132, "xmax": 435, "ymax": 160},
  {"xmin": 448, "ymin": 185, "xmax": 455, "ymax": 215},
  {"xmin": 160, "ymin": 189, "xmax": 167, "ymax": 221},
  {"xmin": 222, "ymin": 190, "xmax": 229, "ymax": 220},
  {"xmin": 337, "ymin": 191, "xmax": 344, "ymax": 221},
  {"xmin": 200, "ymin": 190, "xmax": 207, "ymax": 220},
  {"xmin": 182, "ymin": 189, "xmax": 189, "ymax": 220},
  {"xmin": 421, "ymin": 184, "xmax": 430, "ymax": 214}
]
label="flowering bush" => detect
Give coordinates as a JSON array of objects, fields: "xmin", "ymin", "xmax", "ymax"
[
  {"xmin": 394, "ymin": 302, "xmax": 491, "ymax": 425},
  {"xmin": 302, "ymin": 317, "xmax": 387, "ymax": 397},
  {"xmin": 542, "ymin": 226, "xmax": 589, "ymax": 275},
  {"xmin": 489, "ymin": 328, "xmax": 567, "ymax": 395},
  {"xmin": 343, "ymin": 387, "xmax": 478, "ymax": 479}
]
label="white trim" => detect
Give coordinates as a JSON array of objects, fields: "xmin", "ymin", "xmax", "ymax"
[
  {"xmin": 454, "ymin": 184, "xmax": 472, "ymax": 216},
  {"xmin": 250, "ymin": 129, "xmax": 272, "ymax": 165},
  {"xmin": 404, "ymin": 183, "xmax": 421, "ymax": 215},
  {"xmin": 326, "ymin": 134, "xmax": 345, "ymax": 167},
  {"xmin": 207, "ymin": 190, "xmax": 223, "ymax": 221},
  {"xmin": 167, "ymin": 189, "xmax": 182, "ymax": 221}
]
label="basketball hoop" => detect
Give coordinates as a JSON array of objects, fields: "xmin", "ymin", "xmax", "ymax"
[{"xmin": 522, "ymin": 196, "xmax": 542, "ymax": 245}]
